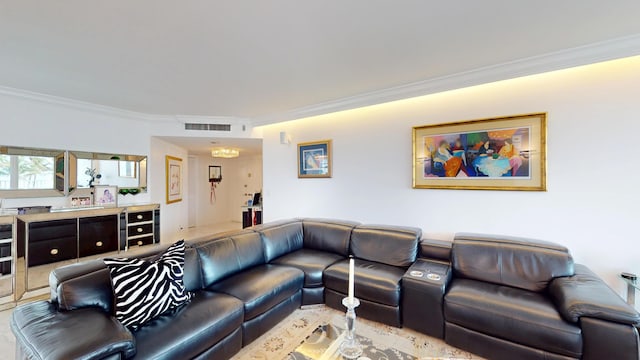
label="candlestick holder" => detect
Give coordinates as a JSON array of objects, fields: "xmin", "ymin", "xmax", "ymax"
[{"xmin": 339, "ymin": 297, "xmax": 363, "ymax": 359}]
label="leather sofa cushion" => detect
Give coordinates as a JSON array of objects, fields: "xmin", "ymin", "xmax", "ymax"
[
  {"xmin": 445, "ymin": 278, "xmax": 582, "ymax": 358},
  {"xmin": 350, "ymin": 224, "xmax": 421, "ymax": 267},
  {"xmin": 271, "ymin": 248, "xmax": 343, "ymax": 287},
  {"xmin": 207, "ymin": 264, "xmax": 304, "ymax": 321},
  {"xmin": 255, "ymin": 220, "xmax": 304, "ymax": 263},
  {"xmin": 302, "ymin": 218, "xmax": 359, "ymax": 256},
  {"xmin": 11, "ymin": 300, "xmax": 136, "ymax": 360},
  {"xmin": 134, "ymin": 291, "xmax": 244, "ymax": 360},
  {"xmin": 196, "ymin": 231, "xmax": 265, "ymax": 287},
  {"xmin": 452, "ymin": 233, "xmax": 574, "ymax": 292},
  {"xmin": 183, "ymin": 246, "xmax": 203, "ymax": 291},
  {"xmin": 324, "ymin": 258, "xmax": 405, "ymax": 307}
]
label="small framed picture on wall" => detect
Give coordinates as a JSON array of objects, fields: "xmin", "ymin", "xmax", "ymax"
[{"xmin": 297, "ymin": 140, "xmax": 332, "ymax": 178}]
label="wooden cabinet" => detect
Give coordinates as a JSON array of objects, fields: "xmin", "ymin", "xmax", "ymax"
[
  {"xmin": 24, "ymin": 215, "xmax": 119, "ymax": 266},
  {"xmin": 8, "ymin": 204, "xmax": 160, "ymax": 302},
  {"xmin": 123, "ymin": 208, "xmax": 159, "ymax": 249}
]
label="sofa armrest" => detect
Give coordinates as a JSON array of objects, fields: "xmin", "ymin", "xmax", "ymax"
[
  {"xmin": 11, "ymin": 300, "xmax": 135, "ymax": 360},
  {"xmin": 549, "ymin": 264, "xmax": 640, "ymax": 325}
]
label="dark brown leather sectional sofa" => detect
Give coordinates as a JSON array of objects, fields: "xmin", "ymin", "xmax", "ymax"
[{"xmin": 10, "ymin": 219, "xmax": 640, "ymax": 360}]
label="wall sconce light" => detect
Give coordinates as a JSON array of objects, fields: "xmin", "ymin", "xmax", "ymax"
[
  {"xmin": 280, "ymin": 131, "xmax": 291, "ymax": 145},
  {"xmin": 211, "ymin": 148, "xmax": 239, "ymax": 158}
]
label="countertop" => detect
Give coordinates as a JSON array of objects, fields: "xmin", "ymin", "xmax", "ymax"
[{"xmin": 2, "ymin": 203, "xmax": 160, "ymax": 223}]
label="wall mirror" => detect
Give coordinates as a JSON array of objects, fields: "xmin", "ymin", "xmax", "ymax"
[
  {"xmin": 0, "ymin": 146, "xmax": 66, "ymax": 197},
  {"xmin": 70, "ymin": 151, "xmax": 147, "ymax": 193}
]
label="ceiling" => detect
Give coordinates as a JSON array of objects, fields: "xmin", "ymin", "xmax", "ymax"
[{"xmin": 2, "ymin": 1, "xmax": 640, "ymax": 154}]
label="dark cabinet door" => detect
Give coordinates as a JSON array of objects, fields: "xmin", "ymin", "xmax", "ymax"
[
  {"xmin": 28, "ymin": 219, "xmax": 77, "ymax": 267},
  {"xmin": 79, "ymin": 215, "xmax": 118, "ymax": 257},
  {"xmin": 29, "ymin": 236, "xmax": 77, "ymax": 266}
]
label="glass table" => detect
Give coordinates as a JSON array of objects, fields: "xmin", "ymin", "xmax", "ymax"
[{"xmin": 289, "ymin": 322, "xmax": 418, "ymax": 360}]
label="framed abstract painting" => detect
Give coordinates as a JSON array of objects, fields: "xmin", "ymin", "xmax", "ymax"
[
  {"xmin": 298, "ymin": 140, "xmax": 332, "ymax": 178},
  {"xmin": 412, "ymin": 113, "xmax": 546, "ymax": 191}
]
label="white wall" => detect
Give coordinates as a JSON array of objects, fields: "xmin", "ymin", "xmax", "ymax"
[
  {"xmin": 0, "ymin": 91, "xmax": 252, "ymax": 243},
  {"xmin": 0, "ymin": 91, "xmax": 152, "ymax": 208},
  {"xmin": 259, "ymin": 55, "xmax": 640, "ymax": 302},
  {"xmin": 149, "ymin": 137, "xmax": 189, "ymax": 242}
]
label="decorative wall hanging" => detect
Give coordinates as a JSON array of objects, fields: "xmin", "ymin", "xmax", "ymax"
[
  {"xmin": 412, "ymin": 113, "xmax": 546, "ymax": 191},
  {"xmin": 209, "ymin": 165, "xmax": 222, "ymax": 203},
  {"xmin": 298, "ymin": 140, "xmax": 332, "ymax": 178},
  {"xmin": 166, "ymin": 155, "xmax": 183, "ymax": 203}
]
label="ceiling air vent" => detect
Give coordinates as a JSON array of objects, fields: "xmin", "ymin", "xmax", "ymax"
[{"xmin": 184, "ymin": 123, "xmax": 232, "ymax": 131}]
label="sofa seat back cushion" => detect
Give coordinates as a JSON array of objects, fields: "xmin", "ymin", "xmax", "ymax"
[
  {"xmin": 324, "ymin": 259, "xmax": 405, "ymax": 307},
  {"xmin": 350, "ymin": 224, "xmax": 421, "ymax": 267},
  {"xmin": 104, "ymin": 240, "xmax": 193, "ymax": 330},
  {"xmin": 452, "ymin": 233, "xmax": 574, "ymax": 292},
  {"xmin": 207, "ymin": 264, "xmax": 304, "ymax": 321},
  {"xmin": 256, "ymin": 220, "xmax": 304, "ymax": 263},
  {"xmin": 444, "ymin": 279, "xmax": 582, "ymax": 358},
  {"xmin": 196, "ymin": 231, "xmax": 265, "ymax": 287},
  {"xmin": 302, "ymin": 218, "xmax": 360, "ymax": 256},
  {"xmin": 132, "ymin": 291, "xmax": 244, "ymax": 360},
  {"xmin": 271, "ymin": 248, "xmax": 344, "ymax": 287}
]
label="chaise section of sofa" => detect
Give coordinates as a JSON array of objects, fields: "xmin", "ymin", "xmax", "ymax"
[{"xmin": 13, "ymin": 244, "xmax": 248, "ymax": 360}]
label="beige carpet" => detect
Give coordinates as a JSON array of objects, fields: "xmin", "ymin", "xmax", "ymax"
[{"xmin": 233, "ymin": 305, "xmax": 484, "ymax": 360}]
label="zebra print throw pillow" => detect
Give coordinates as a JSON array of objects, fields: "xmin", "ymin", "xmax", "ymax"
[{"xmin": 104, "ymin": 240, "xmax": 193, "ymax": 330}]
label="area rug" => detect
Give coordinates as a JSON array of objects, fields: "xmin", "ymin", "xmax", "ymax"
[{"xmin": 233, "ymin": 305, "xmax": 484, "ymax": 360}]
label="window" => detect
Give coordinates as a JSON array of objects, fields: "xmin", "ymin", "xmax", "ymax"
[{"xmin": 0, "ymin": 154, "xmax": 54, "ymax": 190}]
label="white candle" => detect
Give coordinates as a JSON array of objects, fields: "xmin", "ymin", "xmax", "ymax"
[{"xmin": 348, "ymin": 257, "xmax": 355, "ymax": 301}]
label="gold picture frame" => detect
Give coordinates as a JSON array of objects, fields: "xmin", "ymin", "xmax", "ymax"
[
  {"xmin": 413, "ymin": 113, "xmax": 546, "ymax": 191},
  {"xmin": 297, "ymin": 140, "xmax": 332, "ymax": 178},
  {"xmin": 166, "ymin": 155, "xmax": 183, "ymax": 203}
]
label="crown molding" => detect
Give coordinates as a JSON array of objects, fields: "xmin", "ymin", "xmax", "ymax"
[
  {"xmin": 0, "ymin": 85, "xmax": 162, "ymax": 123},
  {"xmin": 0, "ymin": 86, "xmax": 253, "ymax": 126},
  {"xmin": 252, "ymin": 34, "xmax": 640, "ymax": 126},
  {"xmin": 3, "ymin": 34, "xmax": 640, "ymax": 127}
]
